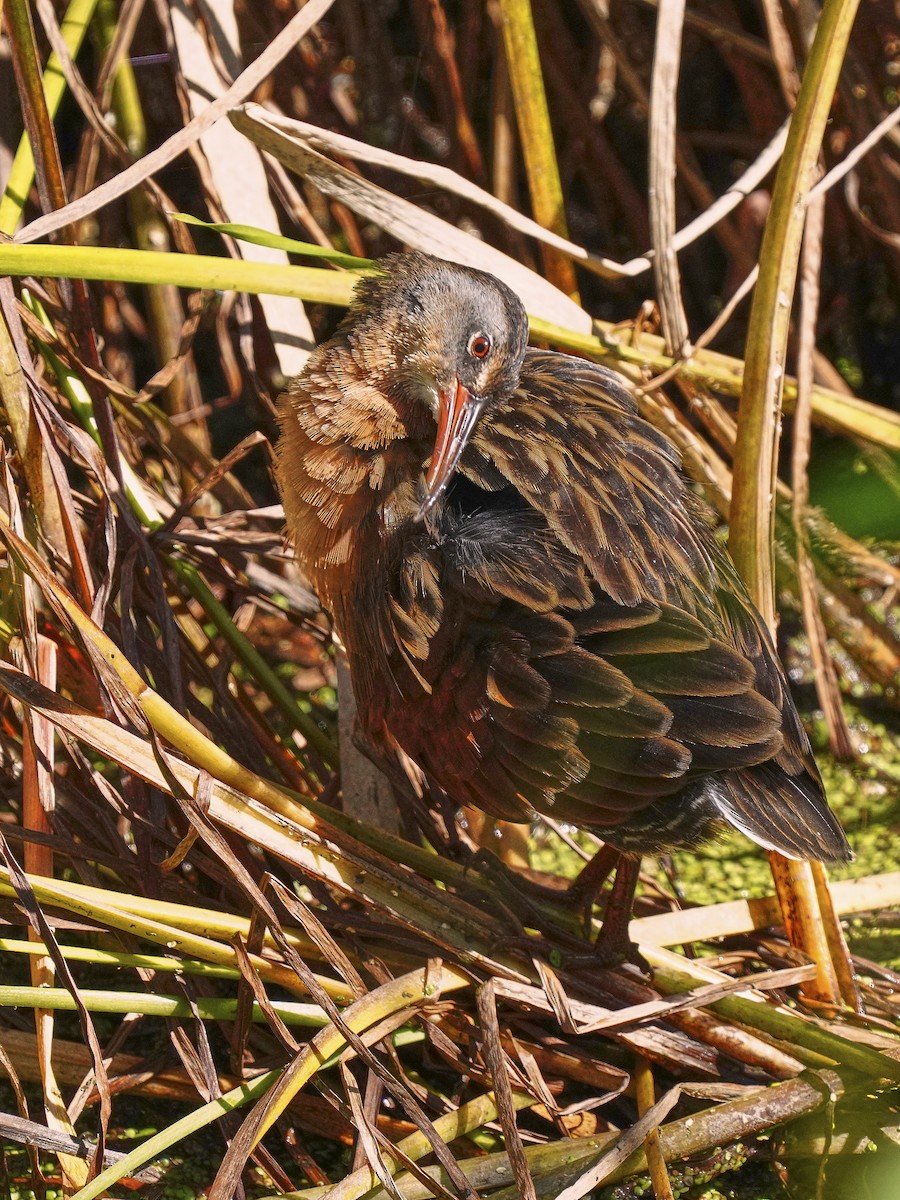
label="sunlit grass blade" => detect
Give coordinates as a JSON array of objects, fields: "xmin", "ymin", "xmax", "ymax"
[{"xmin": 171, "ymin": 211, "xmax": 372, "ymax": 268}]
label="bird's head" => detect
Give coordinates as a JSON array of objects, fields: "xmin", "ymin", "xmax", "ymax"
[{"xmin": 346, "ymin": 253, "xmax": 529, "ymax": 518}]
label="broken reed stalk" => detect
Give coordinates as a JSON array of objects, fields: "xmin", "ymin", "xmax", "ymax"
[
  {"xmin": 644, "ymin": 946, "xmax": 900, "ymax": 1082},
  {"xmin": 634, "ymin": 1056, "xmax": 675, "ymax": 1199}
]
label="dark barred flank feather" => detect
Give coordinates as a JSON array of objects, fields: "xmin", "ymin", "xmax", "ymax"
[{"xmin": 276, "ymin": 252, "xmax": 850, "ymax": 885}]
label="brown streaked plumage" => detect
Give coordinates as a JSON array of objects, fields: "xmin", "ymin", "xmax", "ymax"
[{"xmin": 276, "ymin": 252, "xmax": 850, "ymax": 951}]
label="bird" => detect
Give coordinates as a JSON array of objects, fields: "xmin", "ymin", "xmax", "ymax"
[{"xmin": 275, "ymin": 251, "xmax": 850, "ymax": 960}]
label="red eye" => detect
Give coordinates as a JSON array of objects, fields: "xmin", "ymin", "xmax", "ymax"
[{"xmin": 468, "ymin": 333, "xmax": 492, "ymax": 359}]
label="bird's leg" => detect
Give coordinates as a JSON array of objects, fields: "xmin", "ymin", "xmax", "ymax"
[
  {"xmin": 571, "ymin": 842, "xmax": 620, "ymax": 899},
  {"xmin": 593, "ymin": 855, "xmax": 644, "ymax": 969},
  {"xmin": 568, "ymin": 842, "xmax": 621, "ymax": 932},
  {"xmin": 565, "ymin": 848, "xmax": 647, "ymax": 970}
]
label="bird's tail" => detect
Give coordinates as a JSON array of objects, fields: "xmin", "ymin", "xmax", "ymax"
[{"xmin": 711, "ymin": 763, "xmax": 851, "ymax": 862}]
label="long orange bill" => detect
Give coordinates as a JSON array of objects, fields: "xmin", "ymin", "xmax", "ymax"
[{"xmin": 416, "ymin": 378, "xmax": 486, "ymax": 520}]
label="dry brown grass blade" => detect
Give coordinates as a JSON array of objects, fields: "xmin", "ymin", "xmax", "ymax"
[
  {"xmin": 0, "ymin": 663, "xmax": 521, "ymax": 974},
  {"xmin": 14, "ymin": 0, "xmax": 339, "ymax": 246},
  {"xmin": 247, "ymin": 109, "xmax": 625, "ymax": 278},
  {"xmin": 168, "ymin": 0, "xmax": 314, "ymax": 379},
  {"xmin": 477, "ymin": 979, "xmax": 537, "ymax": 1200},
  {"xmin": 339, "ymin": 1061, "xmax": 405, "ymax": 1200},
  {"xmin": 647, "ymin": 0, "xmax": 689, "ymax": 355},
  {"xmin": 575, "ymin": 965, "xmax": 817, "ymax": 1034},
  {"xmin": 208, "ymin": 966, "xmax": 476, "ymax": 1200},
  {"xmin": 230, "ymin": 105, "xmax": 591, "ymax": 331}
]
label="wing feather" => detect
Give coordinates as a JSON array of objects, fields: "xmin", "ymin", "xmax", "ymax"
[{"xmin": 344, "ymin": 346, "xmax": 848, "ymax": 860}]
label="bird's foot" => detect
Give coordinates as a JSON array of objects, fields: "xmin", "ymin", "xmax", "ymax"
[
  {"xmin": 591, "ymin": 926, "xmax": 650, "ymax": 975},
  {"xmin": 560, "ymin": 927, "xmax": 650, "ymax": 976}
]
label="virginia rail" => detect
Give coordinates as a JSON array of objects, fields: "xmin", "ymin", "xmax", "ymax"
[{"xmin": 276, "ymin": 252, "xmax": 850, "ymax": 958}]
